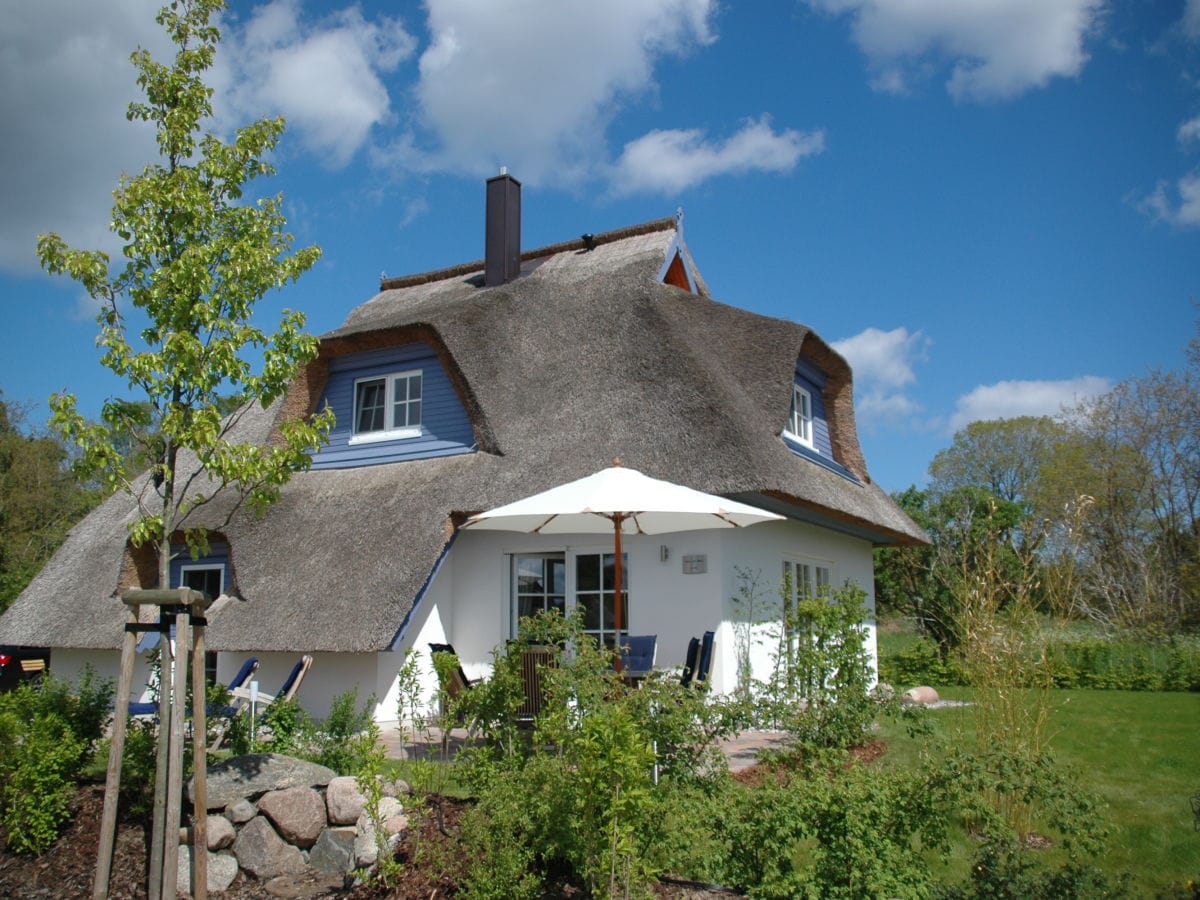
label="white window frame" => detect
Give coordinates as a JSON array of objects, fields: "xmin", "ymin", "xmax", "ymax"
[
  {"xmin": 506, "ymin": 548, "xmax": 629, "ymax": 647},
  {"xmin": 179, "ymin": 563, "xmax": 225, "ymax": 600},
  {"xmin": 349, "ymin": 369, "xmax": 423, "ymax": 445},
  {"xmin": 784, "ymin": 383, "xmax": 814, "ymax": 449}
]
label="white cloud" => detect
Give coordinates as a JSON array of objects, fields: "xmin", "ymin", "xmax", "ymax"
[
  {"xmin": 948, "ymin": 375, "xmax": 1111, "ymax": 432},
  {"xmin": 1179, "ymin": 117, "xmax": 1200, "ymax": 145},
  {"xmin": 218, "ymin": 0, "xmax": 416, "ymax": 169},
  {"xmin": 806, "ymin": 0, "xmax": 1105, "ymax": 101},
  {"xmin": 402, "ymin": 0, "xmax": 717, "ymax": 183},
  {"xmin": 832, "ymin": 326, "xmax": 931, "ymax": 425},
  {"xmin": 611, "ymin": 118, "xmax": 825, "ymax": 194},
  {"xmin": 0, "ymin": 0, "xmax": 414, "ymax": 276},
  {"xmin": 0, "ymin": 0, "xmax": 164, "ymax": 274},
  {"xmin": 1183, "ymin": 0, "xmax": 1200, "ymax": 41},
  {"xmin": 1136, "ymin": 173, "xmax": 1200, "ymax": 228}
]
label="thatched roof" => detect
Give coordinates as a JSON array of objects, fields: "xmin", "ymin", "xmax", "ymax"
[{"xmin": 0, "ymin": 217, "xmax": 926, "ymax": 653}]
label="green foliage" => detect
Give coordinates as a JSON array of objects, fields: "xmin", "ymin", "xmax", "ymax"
[
  {"xmin": 117, "ymin": 718, "xmax": 160, "ymax": 816},
  {"xmin": 228, "ymin": 689, "xmax": 378, "ymax": 775},
  {"xmin": 0, "ymin": 670, "xmax": 114, "ymax": 854},
  {"xmin": 451, "ymin": 609, "xmax": 736, "ymax": 898},
  {"xmin": 312, "ymin": 690, "xmax": 378, "ymax": 775},
  {"xmin": 353, "ymin": 726, "xmax": 405, "ymax": 888},
  {"xmin": 0, "ymin": 713, "xmax": 85, "ymax": 854},
  {"xmin": 0, "ymin": 395, "xmax": 100, "ymax": 611},
  {"xmin": 881, "ymin": 629, "xmax": 1200, "ymax": 692},
  {"xmin": 36, "ymin": 0, "xmax": 333, "ymax": 586},
  {"xmin": 681, "ymin": 763, "xmax": 957, "ymax": 899}
]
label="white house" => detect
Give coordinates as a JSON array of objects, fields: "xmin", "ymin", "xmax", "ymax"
[{"xmin": 0, "ymin": 175, "xmax": 927, "ymax": 720}]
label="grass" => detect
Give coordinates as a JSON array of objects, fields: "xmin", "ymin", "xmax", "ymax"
[{"xmin": 877, "ymin": 686, "xmax": 1200, "ymax": 896}]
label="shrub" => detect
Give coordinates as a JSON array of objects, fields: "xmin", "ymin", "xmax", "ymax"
[{"xmin": 0, "ymin": 670, "xmax": 114, "ymax": 854}]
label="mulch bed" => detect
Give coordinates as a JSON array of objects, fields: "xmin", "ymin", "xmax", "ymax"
[{"xmin": 0, "ymin": 782, "xmax": 742, "ymax": 898}]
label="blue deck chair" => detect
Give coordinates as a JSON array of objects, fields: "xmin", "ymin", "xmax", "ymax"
[
  {"xmin": 618, "ymin": 634, "xmax": 657, "ymax": 680},
  {"xmin": 680, "ymin": 637, "xmax": 700, "ymax": 686},
  {"xmin": 129, "ymin": 656, "xmax": 259, "ymax": 718},
  {"xmin": 695, "ymin": 631, "xmax": 715, "ymax": 685}
]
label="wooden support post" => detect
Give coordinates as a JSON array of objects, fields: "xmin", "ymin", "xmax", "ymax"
[
  {"xmin": 147, "ymin": 607, "xmax": 173, "ymax": 900},
  {"xmin": 160, "ymin": 607, "xmax": 189, "ymax": 899},
  {"xmin": 94, "ymin": 588, "xmax": 211, "ymax": 900},
  {"xmin": 190, "ymin": 623, "xmax": 208, "ymax": 900},
  {"xmin": 93, "ymin": 601, "xmax": 141, "ymax": 900}
]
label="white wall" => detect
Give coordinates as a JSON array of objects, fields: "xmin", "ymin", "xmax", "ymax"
[
  {"xmin": 51, "ymin": 648, "xmax": 156, "ymax": 704},
  {"xmin": 48, "ymin": 517, "xmax": 879, "ymax": 727}
]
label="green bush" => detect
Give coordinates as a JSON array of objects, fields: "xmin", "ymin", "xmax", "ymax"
[
  {"xmin": 880, "ymin": 631, "xmax": 1200, "ymax": 692},
  {"xmin": 0, "ymin": 713, "xmax": 85, "ymax": 854},
  {"xmin": 228, "ymin": 689, "xmax": 379, "ymax": 776},
  {"xmin": 0, "ymin": 669, "xmax": 114, "ymax": 854},
  {"xmin": 685, "ymin": 763, "xmax": 956, "ymax": 899},
  {"xmin": 452, "ymin": 609, "xmax": 732, "ymax": 899}
]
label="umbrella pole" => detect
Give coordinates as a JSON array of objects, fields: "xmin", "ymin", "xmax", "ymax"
[{"xmin": 613, "ymin": 519, "xmax": 624, "ymax": 673}]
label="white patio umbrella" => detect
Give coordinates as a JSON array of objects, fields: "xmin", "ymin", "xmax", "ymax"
[{"xmin": 460, "ymin": 461, "xmax": 785, "ymax": 654}]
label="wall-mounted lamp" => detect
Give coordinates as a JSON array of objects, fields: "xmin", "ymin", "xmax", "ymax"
[{"xmin": 659, "ymin": 545, "xmax": 670, "ymax": 562}]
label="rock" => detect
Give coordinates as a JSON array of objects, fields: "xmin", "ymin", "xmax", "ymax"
[
  {"xmin": 177, "ymin": 845, "xmax": 239, "ymax": 894},
  {"xmin": 902, "ymin": 685, "xmax": 940, "ymax": 705},
  {"xmin": 385, "ymin": 778, "xmax": 411, "ymax": 797},
  {"xmin": 194, "ymin": 753, "xmax": 337, "ymax": 810},
  {"xmin": 225, "ymin": 798, "xmax": 257, "ymax": 824},
  {"xmin": 354, "ymin": 797, "xmax": 406, "ymax": 868},
  {"xmin": 325, "ymin": 776, "xmax": 366, "ymax": 825},
  {"xmin": 257, "ymin": 786, "xmax": 327, "ymax": 849},
  {"xmin": 206, "ymin": 813, "xmax": 237, "ymax": 850},
  {"xmin": 231, "ymin": 816, "xmax": 307, "ymax": 879},
  {"xmin": 871, "ymin": 682, "xmax": 895, "ymax": 700},
  {"xmin": 308, "ymin": 826, "xmax": 357, "ymax": 875}
]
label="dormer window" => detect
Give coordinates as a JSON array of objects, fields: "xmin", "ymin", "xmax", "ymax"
[
  {"xmin": 786, "ymin": 384, "xmax": 814, "ymax": 449},
  {"xmin": 351, "ymin": 369, "xmax": 423, "ymax": 444}
]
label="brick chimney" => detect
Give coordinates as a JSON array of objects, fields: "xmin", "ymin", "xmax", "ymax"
[{"xmin": 485, "ymin": 169, "xmax": 521, "ymax": 287}]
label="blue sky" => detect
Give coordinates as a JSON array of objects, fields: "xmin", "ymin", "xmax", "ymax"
[{"xmin": 1, "ymin": 0, "xmax": 1198, "ymax": 493}]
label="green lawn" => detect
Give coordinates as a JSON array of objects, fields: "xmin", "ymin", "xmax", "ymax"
[{"xmin": 878, "ymin": 687, "xmax": 1200, "ymax": 896}]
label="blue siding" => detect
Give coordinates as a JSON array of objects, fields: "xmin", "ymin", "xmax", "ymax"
[
  {"xmin": 171, "ymin": 542, "xmax": 229, "ymax": 589},
  {"xmin": 312, "ymin": 343, "xmax": 476, "ymax": 470},
  {"xmin": 783, "ymin": 358, "xmax": 860, "ymax": 483}
]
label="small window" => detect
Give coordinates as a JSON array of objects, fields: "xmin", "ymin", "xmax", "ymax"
[
  {"xmin": 351, "ymin": 370, "xmax": 423, "ymax": 443},
  {"xmin": 785, "ymin": 384, "xmax": 814, "ymax": 448},
  {"xmin": 180, "ymin": 564, "xmax": 224, "ymax": 601}
]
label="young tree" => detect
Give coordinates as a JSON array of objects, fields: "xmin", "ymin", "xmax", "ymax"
[{"xmin": 36, "ymin": 0, "xmax": 333, "ymax": 589}]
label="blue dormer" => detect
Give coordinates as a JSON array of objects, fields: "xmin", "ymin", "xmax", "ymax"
[
  {"xmin": 312, "ymin": 343, "xmax": 475, "ymax": 469},
  {"xmin": 171, "ymin": 541, "xmax": 229, "ymax": 597},
  {"xmin": 782, "ymin": 357, "xmax": 859, "ymax": 483}
]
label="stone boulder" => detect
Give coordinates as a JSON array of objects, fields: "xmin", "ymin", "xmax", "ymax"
[
  {"xmin": 177, "ymin": 845, "xmax": 240, "ymax": 894},
  {"xmin": 902, "ymin": 685, "xmax": 940, "ymax": 705},
  {"xmin": 225, "ymin": 799, "xmax": 257, "ymax": 824},
  {"xmin": 353, "ymin": 797, "xmax": 407, "ymax": 868},
  {"xmin": 308, "ymin": 826, "xmax": 357, "ymax": 875},
  {"xmin": 325, "ymin": 776, "xmax": 366, "ymax": 826},
  {"xmin": 206, "ymin": 814, "xmax": 236, "ymax": 851},
  {"xmin": 257, "ymin": 786, "xmax": 327, "ymax": 849},
  {"xmin": 231, "ymin": 816, "xmax": 307, "ymax": 879},
  {"xmin": 194, "ymin": 753, "xmax": 337, "ymax": 810}
]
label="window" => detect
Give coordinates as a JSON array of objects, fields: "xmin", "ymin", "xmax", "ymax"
[
  {"xmin": 513, "ymin": 555, "xmax": 566, "ymax": 622},
  {"xmin": 509, "ymin": 551, "xmax": 628, "ymax": 648},
  {"xmin": 180, "ymin": 564, "xmax": 223, "ymax": 601},
  {"xmin": 786, "ymin": 384, "xmax": 813, "ymax": 448},
  {"xmin": 781, "ymin": 557, "xmax": 833, "ymax": 692},
  {"xmin": 351, "ymin": 370, "xmax": 422, "ymax": 443},
  {"xmin": 574, "ymin": 552, "xmax": 627, "ymax": 649}
]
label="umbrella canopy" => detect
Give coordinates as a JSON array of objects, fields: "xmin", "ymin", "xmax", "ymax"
[
  {"xmin": 461, "ymin": 463, "xmax": 786, "ymax": 536},
  {"xmin": 461, "ymin": 463, "xmax": 785, "ymax": 652}
]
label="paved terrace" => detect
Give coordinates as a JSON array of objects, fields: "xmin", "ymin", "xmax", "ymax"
[{"xmin": 375, "ymin": 723, "xmax": 791, "ymax": 773}]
